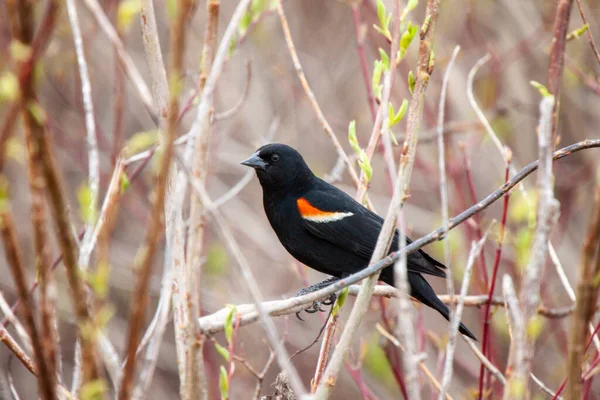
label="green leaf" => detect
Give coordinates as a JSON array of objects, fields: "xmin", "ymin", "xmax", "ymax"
[
  {"xmin": 228, "ymin": 34, "xmax": 238, "ymax": 58},
  {"xmin": 401, "ymin": 0, "xmax": 419, "ymax": 21},
  {"xmin": 378, "ymin": 48, "xmax": 390, "ymax": 70},
  {"xmin": 77, "ymin": 184, "xmax": 97, "ymax": 224},
  {"xmin": 389, "ymin": 99, "xmax": 408, "ymax": 127},
  {"xmin": 372, "ymin": 60, "xmax": 384, "ymax": 101},
  {"xmin": 331, "ymin": 287, "xmax": 349, "ymax": 317},
  {"xmin": 376, "ymin": 0, "xmax": 386, "ymax": 33},
  {"xmin": 408, "ymin": 70, "xmax": 416, "ymax": 94},
  {"xmin": 117, "ymin": 0, "xmax": 141, "ymax": 31},
  {"xmin": 206, "ymin": 243, "xmax": 229, "ymax": 276},
  {"xmin": 27, "ymin": 101, "xmax": 47, "ymax": 125},
  {"xmin": 10, "ymin": 40, "xmax": 32, "ymax": 63},
  {"xmin": 251, "ymin": 0, "xmax": 266, "ymax": 14},
  {"xmin": 348, "ymin": 120, "xmax": 360, "ymax": 155},
  {"xmin": 124, "ymin": 130, "xmax": 159, "ymax": 157},
  {"xmin": 567, "ymin": 24, "xmax": 589, "ymax": 41},
  {"xmin": 515, "ymin": 228, "xmax": 532, "ymax": 272},
  {"xmin": 358, "ymin": 150, "xmax": 372, "ymax": 183},
  {"xmin": 166, "ymin": 0, "xmax": 177, "ymax": 21},
  {"xmin": 363, "ymin": 335, "xmax": 395, "ymax": 386},
  {"xmin": 0, "ymin": 72, "xmax": 19, "ymax": 103},
  {"xmin": 224, "ymin": 306, "xmax": 236, "ymax": 343},
  {"xmin": 219, "ymin": 366, "xmax": 229, "ymax": 400},
  {"xmin": 120, "ymin": 172, "xmax": 130, "ymax": 192},
  {"xmin": 87, "ymin": 260, "xmax": 111, "ymax": 298},
  {"xmin": 526, "ymin": 315, "xmax": 544, "ymax": 340},
  {"xmin": 529, "ymin": 81, "xmax": 552, "ymax": 98},
  {"xmin": 80, "ymin": 379, "xmax": 108, "ymax": 400},
  {"xmin": 214, "ymin": 342, "xmax": 230, "ymax": 361},
  {"xmin": 374, "ymin": 0, "xmax": 391, "ymax": 40},
  {"xmin": 0, "ymin": 176, "xmax": 10, "ymax": 214},
  {"xmin": 238, "ymin": 10, "xmax": 252, "ymax": 35},
  {"xmin": 398, "ymin": 22, "xmax": 417, "ymax": 61}
]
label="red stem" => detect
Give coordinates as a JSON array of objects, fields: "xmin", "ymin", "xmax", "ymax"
[
  {"xmin": 352, "ymin": 4, "xmax": 376, "ymax": 121},
  {"xmin": 477, "ymin": 161, "xmax": 511, "ymax": 400}
]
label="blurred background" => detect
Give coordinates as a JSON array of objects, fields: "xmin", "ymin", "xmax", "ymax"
[{"xmin": 1, "ymin": 0, "xmax": 600, "ymax": 398}]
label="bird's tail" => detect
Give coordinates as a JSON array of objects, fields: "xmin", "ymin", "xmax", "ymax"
[{"xmin": 387, "ymin": 271, "xmax": 478, "ymax": 341}]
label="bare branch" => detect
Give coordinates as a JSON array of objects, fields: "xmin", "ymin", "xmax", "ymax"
[
  {"xmin": 507, "ymin": 96, "xmax": 560, "ymax": 396},
  {"xmin": 440, "ymin": 234, "xmax": 488, "ymax": 398},
  {"xmin": 117, "ymin": 0, "xmax": 192, "ymax": 396},
  {"xmin": 139, "ymin": 0, "xmax": 169, "ymax": 122},
  {"xmin": 547, "ymin": 0, "xmax": 574, "ymax": 143},
  {"xmin": 81, "ymin": 0, "xmax": 155, "ymax": 120},
  {"xmin": 0, "ymin": 210, "xmax": 55, "ymax": 400},
  {"xmin": 567, "ymin": 183, "xmax": 600, "ymax": 398}
]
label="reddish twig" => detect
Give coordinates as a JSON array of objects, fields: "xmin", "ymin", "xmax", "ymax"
[
  {"xmin": 478, "ymin": 155, "xmax": 511, "ymax": 400},
  {"xmin": 546, "ymin": 0, "xmax": 574, "ymax": 144},
  {"xmin": 0, "ymin": 210, "xmax": 55, "ymax": 400}
]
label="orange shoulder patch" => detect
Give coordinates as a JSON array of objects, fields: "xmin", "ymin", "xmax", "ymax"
[
  {"xmin": 297, "ymin": 198, "xmax": 331, "ymax": 217},
  {"xmin": 296, "ymin": 198, "xmax": 354, "ymax": 222}
]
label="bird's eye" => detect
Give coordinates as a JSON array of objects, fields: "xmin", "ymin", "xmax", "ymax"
[{"xmin": 271, "ymin": 154, "xmax": 280, "ymax": 162}]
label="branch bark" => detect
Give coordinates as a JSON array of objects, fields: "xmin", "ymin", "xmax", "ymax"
[{"xmin": 567, "ymin": 182, "xmax": 600, "ymax": 399}]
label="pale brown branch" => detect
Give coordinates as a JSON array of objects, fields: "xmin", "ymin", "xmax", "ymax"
[
  {"xmin": 567, "ymin": 182, "xmax": 600, "ymax": 398},
  {"xmin": 547, "ymin": 0, "xmax": 574, "ymax": 144},
  {"xmin": 0, "ymin": 210, "xmax": 55, "ymax": 400},
  {"xmin": 117, "ymin": 0, "xmax": 191, "ymax": 397}
]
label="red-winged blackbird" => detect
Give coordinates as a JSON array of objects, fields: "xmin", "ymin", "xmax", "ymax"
[{"xmin": 241, "ymin": 143, "xmax": 476, "ymax": 340}]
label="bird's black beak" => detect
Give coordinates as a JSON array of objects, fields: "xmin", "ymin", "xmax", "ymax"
[{"xmin": 240, "ymin": 152, "xmax": 267, "ymax": 170}]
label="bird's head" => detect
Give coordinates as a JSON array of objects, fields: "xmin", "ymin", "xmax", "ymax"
[{"xmin": 241, "ymin": 143, "xmax": 313, "ymax": 192}]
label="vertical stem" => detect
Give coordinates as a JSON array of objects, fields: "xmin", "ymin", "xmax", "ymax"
[
  {"xmin": 567, "ymin": 183, "xmax": 600, "ymax": 399},
  {"xmin": 0, "ymin": 210, "xmax": 55, "ymax": 400},
  {"xmin": 118, "ymin": 0, "xmax": 191, "ymax": 398},
  {"xmin": 546, "ymin": 0, "xmax": 574, "ymax": 144}
]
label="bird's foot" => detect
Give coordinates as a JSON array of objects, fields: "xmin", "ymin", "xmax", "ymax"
[{"xmin": 294, "ymin": 285, "xmax": 337, "ymax": 321}]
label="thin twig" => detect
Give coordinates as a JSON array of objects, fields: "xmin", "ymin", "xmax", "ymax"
[
  {"xmin": 507, "ymin": 96, "xmax": 560, "ymax": 396},
  {"xmin": 0, "ymin": 210, "xmax": 55, "ymax": 400},
  {"xmin": 66, "ymin": 0, "xmax": 100, "ymax": 390},
  {"xmin": 214, "ymin": 59, "xmax": 251, "ymax": 121},
  {"xmin": 0, "ymin": 293, "xmax": 31, "ymax": 353},
  {"xmin": 66, "ymin": 0, "xmax": 99, "ymax": 271},
  {"xmin": 478, "ymin": 155, "xmax": 511, "ymax": 399},
  {"xmin": 376, "ymin": 323, "xmax": 451, "ymax": 400},
  {"xmin": 139, "ymin": 0, "xmax": 169, "ymax": 123},
  {"xmin": 440, "ymin": 234, "xmax": 488, "ymax": 398},
  {"xmin": 82, "ymin": 0, "xmax": 155, "ymax": 121},
  {"xmin": 573, "ymin": 0, "xmax": 600, "ymax": 65},
  {"xmin": 276, "ymin": 0, "xmax": 371, "ymax": 208},
  {"xmin": 436, "ymin": 46, "xmax": 461, "ymax": 354},
  {"xmin": 567, "ymin": 182, "xmax": 600, "ymax": 398},
  {"xmin": 547, "ymin": 0, "xmax": 574, "ymax": 143},
  {"xmin": 351, "ymin": 4, "xmax": 376, "ymax": 121}
]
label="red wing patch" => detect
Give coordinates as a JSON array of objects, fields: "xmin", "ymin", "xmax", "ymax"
[{"xmin": 297, "ymin": 198, "xmax": 354, "ymax": 223}]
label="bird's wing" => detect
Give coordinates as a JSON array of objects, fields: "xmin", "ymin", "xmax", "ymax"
[{"xmin": 298, "ymin": 182, "xmax": 446, "ymax": 278}]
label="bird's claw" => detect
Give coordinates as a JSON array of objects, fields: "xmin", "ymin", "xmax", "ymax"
[{"xmin": 294, "ymin": 292, "xmax": 337, "ymax": 321}]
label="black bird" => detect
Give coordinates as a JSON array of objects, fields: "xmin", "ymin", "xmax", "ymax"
[{"xmin": 241, "ymin": 143, "xmax": 476, "ymax": 340}]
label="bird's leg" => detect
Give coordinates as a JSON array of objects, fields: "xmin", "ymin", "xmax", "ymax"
[{"xmin": 295, "ymin": 277, "xmax": 339, "ymax": 320}]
